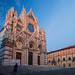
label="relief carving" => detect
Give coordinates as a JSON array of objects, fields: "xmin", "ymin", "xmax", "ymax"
[{"xmin": 16, "ymin": 41, "xmax": 23, "ymax": 50}]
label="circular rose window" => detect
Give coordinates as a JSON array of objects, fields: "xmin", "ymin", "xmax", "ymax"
[{"xmin": 28, "ymin": 24, "xmax": 34, "ymax": 32}]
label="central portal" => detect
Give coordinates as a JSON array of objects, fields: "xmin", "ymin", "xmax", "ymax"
[{"xmin": 28, "ymin": 52, "xmax": 33, "ymax": 65}]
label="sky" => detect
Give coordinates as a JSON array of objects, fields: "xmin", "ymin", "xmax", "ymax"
[{"xmin": 0, "ymin": 0, "xmax": 75, "ymax": 52}]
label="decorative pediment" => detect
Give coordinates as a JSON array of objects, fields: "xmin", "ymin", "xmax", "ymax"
[
  {"xmin": 16, "ymin": 41, "xmax": 23, "ymax": 50},
  {"xmin": 17, "ymin": 18, "xmax": 22, "ymax": 23},
  {"xmin": 27, "ymin": 8, "xmax": 35, "ymax": 21},
  {"xmin": 28, "ymin": 14, "xmax": 35, "ymax": 21}
]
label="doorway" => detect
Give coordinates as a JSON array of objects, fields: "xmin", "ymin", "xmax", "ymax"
[
  {"xmin": 52, "ymin": 59, "xmax": 56, "ymax": 66},
  {"xmin": 16, "ymin": 52, "xmax": 21, "ymax": 65},
  {"xmin": 28, "ymin": 52, "xmax": 33, "ymax": 65}
]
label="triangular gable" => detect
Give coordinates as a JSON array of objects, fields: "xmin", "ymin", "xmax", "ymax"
[
  {"xmin": 27, "ymin": 9, "xmax": 35, "ymax": 21},
  {"xmin": 17, "ymin": 18, "xmax": 22, "ymax": 23},
  {"xmin": 28, "ymin": 14, "xmax": 35, "ymax": 21}
]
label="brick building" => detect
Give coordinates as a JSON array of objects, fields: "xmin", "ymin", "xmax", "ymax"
[{"xmin": 47, "ymin": 46, "xmax": 75, "ymax": 68}]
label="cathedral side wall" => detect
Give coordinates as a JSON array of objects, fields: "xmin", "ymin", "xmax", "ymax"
[{"xmin": 0, "ymin": 28, "xmax": 7, "ymax": 65}]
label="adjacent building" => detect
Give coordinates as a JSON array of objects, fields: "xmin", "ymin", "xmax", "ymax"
[
  {"xmin": 47, "ymin": 46, "xmax": 75, "ymax": 68},
  {"xmin": 0, "ymin": 7, "xmax": 47, "ymax": 65}
]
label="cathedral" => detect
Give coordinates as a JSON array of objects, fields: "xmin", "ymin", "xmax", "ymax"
[{"xmin": 0, "ymin": 6, "xmax": 47, "ymax": 65}]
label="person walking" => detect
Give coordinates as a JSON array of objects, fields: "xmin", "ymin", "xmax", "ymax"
[{"xmin": 13, "ymin": 63, "xmax": 18, "ymax": 75}]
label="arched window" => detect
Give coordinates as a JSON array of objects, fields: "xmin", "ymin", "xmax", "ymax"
[
  {"xmin": 29, "ymin": 41, "xmax": 35, "ymax": 49},
  {"xmin": 49, "ymin": 55, "xmax": 50, "ymax": 58},
  {"xmin": 38, "ymin": 44, "xmax": 42, "ymax": 52},
  {"xmin": 53, "ymin": 54, "xmax": 55, "ymax": 57},
  {"xmin": 63, "ymin": 52, "xmax": 65, "ymax": 55},
  {"xmin": 68, "ymin": 51, "xmax": 70, "ymax": 54},
  {"xmin": 63, "ymin": 58, "xmax": 65, "ymax": 61},
  {"xmin": 58, "ymin": 53, "xmax": 59, "ymax": 56},
  {"xmin": 73, "ymin": 57, "xmax": 75, "ymax": 62},
  {"xmin": 49, "ymin": 60, "xmax": 50, "ymax": 63},
  {"xmin": 68, "ymin": 57, "xmax": 71, "ymax": 61},
  {"xmin": 30, "ymin": 44, "xmax": 33, "ymax": 48},
  {"xmin": 58, "ymin": 58, "xmax": 60, "ymax": 62},
  {"xmin": 63, "ymin": 64, "xmax": 65, "ymax": 67},
  {"xmin": 69, "ymin": 63, "xmax": 71, "ymax": 67},
  {"xmin": 74, "ymin": 50, "xmax": 75, "ymax": 53}
]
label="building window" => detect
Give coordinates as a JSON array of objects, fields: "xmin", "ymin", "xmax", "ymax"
[
  {"xmin": 63, "ymin": 52, "xmax": 65, "ymax": 55},
  {"xmin": 13, "ymin": 14, "xmax": 14, "ymax": 17},
  {"xmin": 49, "ymin": 55, "xmax": 50, "ymax": 58},
  {"xmin": 63, "ymin": 64, "xmax": 65, "ymax": 67},
  {"xmin": 58, "ymin": 53, "xmax": 59, "ymax": 56},
  {"xmin": 49, "ymin": 60, "xmax": 50, "ymax": 63},
  {"xmin": 63, "ymin": 58, "xmax": 65, "ymax": 61},
  {"xmin": 73, "ymin": 57, "xmax": 75, "ymax": 62},
  {"xmin": 69, "ymin": 63, "xmax": 71, "ymax": 67},
  {"xmin": 74, "ymin": 50, "xmax": 75, "ymax": 53},
  {"xmin": 68, "ymin": 57, "xmax": 71, "ymax": 61},
  {"xmin": 30, "ymin": 44, "xmax": 33, "ymax": 48},
  {"xmin": 68, "ymin": 51, "xmax": 70, "ymax": 54},
  {"xmin": 53, "ymin": 54, "xmax": 55, "ymax": 57},
  {"xmin": 28, "ymin": 24, "xmax": 34, "ymax": 32},
  {"xmin": 58, "ymin": 58, "xmax": 60, "ymax": 62}
]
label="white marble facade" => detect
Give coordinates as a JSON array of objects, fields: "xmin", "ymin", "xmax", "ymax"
[{"xmin": 0, "ymin": 6, "xmax": 47, "ymax": 65}]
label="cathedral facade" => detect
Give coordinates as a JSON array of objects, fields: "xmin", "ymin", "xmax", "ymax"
[{"xmin": 0, "ymin": 7, "xmax": 47, "ymax": 65}]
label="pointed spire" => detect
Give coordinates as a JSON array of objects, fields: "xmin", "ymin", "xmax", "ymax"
[
  {"xmin": 23, "ymin": 5, "xmax": 26, "ymax": 12},
  {"xmin": 11, "ymin": 7, "xmax": 15, "ymax": 12},
  {"xmin": 30, "ymin": 6, "xmax": 32, "ymax": 12}
]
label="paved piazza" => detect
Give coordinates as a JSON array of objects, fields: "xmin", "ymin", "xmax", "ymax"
[{"xmin": 0, "ymin": 65, "xmax": 74, "ymax": 75}]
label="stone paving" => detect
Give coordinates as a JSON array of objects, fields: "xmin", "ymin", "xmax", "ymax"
[
  {"xmin": 0, "ymin": 65, "xmax": 66, "ymax": 75},
  {"xmin": 31, "ymin": 68, "xmax": 75, "ymax": 75}
]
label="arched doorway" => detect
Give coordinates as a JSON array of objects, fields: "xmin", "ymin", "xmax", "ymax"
[
  {"xmin": 16, "ymin": 52, "xmax": 22, "ymax": 65},
  {"xmin": 38, "ymin": 56, "xmax": 40, "ymax": 65},
  {"xmin": 37, "ymin": 44, "xmax": 42, "ymax": 65},
  {"xmin": 16, "ymin": 37, "xmax": 25, "ymax": 65},
  {"xmin": 28, "ymin": 52, "xmax": 33, "ymax": 65},
  {"xmin": 28, "ymin": 41, "xmax": 35, "ymax": 65},
  {"xmin": 52, "ymin": 58, "xmax": 57, "ymax": 66},
  {"xmin": 38, "ymin": 44, "xmax": 42, "ymax": 53}
]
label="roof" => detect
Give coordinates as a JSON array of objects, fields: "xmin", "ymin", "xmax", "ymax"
[
  {"xmin": 47, "ymin": 45, "xmax": 75, "ymax": 54},
  {"xmin": 0, "ymin": 27, "xmax": 4, "ymax": 34},
  {"xmin": 0, "ymin": 25, "xmax": 7, "ymax": 34}
]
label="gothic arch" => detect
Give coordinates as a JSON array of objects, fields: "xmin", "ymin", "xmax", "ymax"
[
  {"xmin": 16, "ymin": 36, "xmax": 25, "ymax": 49},
  {"xmin": 38, "ymin": 44, "xmax": 42, "ymax": 53},
  {"xmin": 29, "ymin": 41, "xmax": 36, "ymax": 49}
]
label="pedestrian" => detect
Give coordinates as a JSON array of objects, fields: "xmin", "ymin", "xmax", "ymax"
[{"xmin": 13, "ymin": 63, "xmax": 18, "ymax": 75}]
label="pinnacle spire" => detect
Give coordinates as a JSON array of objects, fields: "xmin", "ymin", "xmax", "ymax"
[
  {"xmin": 30, "ymin": 6, "xmax": 32, "ymax": 12},
  {"xmin": 22, "ymin": 5, "xmax": 26, "ymax": 13}
]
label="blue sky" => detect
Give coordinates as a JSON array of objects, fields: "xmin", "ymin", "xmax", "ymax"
[{"xmin": 0, "ymin": 0, "xmax": 75, "ymax": 52}]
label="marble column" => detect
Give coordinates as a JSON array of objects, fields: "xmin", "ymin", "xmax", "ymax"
[
  {"xmin": 40, "ymin": 53, "xmax": 44, "ymax": 65},
  {"xmin": 22, "ymin": 49, "xmax": 28, "ymax": 65},
  {"xmin": 33, "ymin": 51, "xmax": 38, "ymax": 65}
]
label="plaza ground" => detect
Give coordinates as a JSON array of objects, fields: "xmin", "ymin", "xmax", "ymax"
[{"xmin": 0, "ymin": 65, "xmax": 75, "ymax": 75}]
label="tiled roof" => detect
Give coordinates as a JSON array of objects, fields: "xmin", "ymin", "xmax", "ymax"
[
  {"xmin": 47, "ymin": 45, "xmax": 75, "ymax": 54},
  {"xmin": 0, "ymin": 27, "xmax": 4, "ymax": 33}
]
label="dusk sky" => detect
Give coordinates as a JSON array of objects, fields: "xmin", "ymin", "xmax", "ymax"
[{"xmin": 0, "ymin": 0, "xmax": 75, "ymax": 52}]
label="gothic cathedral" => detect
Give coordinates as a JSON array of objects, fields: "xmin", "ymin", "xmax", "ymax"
[{"xmin": 0, "ymin": 7, "xmax": 47, "ymax": 65}]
